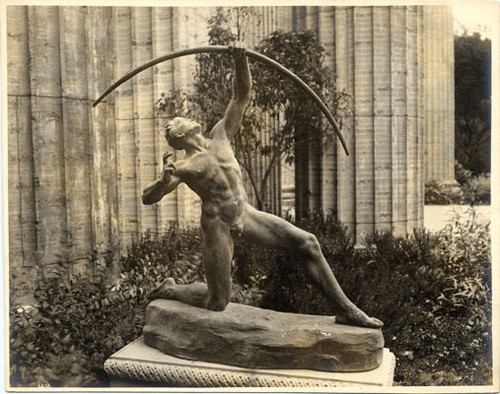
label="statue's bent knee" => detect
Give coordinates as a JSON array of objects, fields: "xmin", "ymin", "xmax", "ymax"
[{"xmin": 299, "ymin": 232, "xmax": 321, "ymax": 254}]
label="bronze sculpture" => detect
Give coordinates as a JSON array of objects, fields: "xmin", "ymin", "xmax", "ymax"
[{"xmin": 141, "ymin": 43, "xmax": 382, "ymax": 329}]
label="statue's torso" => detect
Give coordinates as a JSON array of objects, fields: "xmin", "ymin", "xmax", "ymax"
[{"xmin": 176, "ymin": 138, "xmax": 247, "ymax": 228}]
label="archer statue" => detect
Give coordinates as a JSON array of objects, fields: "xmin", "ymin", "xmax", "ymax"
[{"xmin": 142, "ymin": 42, "xmax": 382, "ymax": 329}]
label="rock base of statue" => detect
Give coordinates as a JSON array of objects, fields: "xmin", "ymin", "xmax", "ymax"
[
  {"xmin": 104, "ymin": 337, "xmax": 396, "ymax": 387},
  {"xmin": 143, "ymin": 299, "xmax": 384, "ymax": 372}
]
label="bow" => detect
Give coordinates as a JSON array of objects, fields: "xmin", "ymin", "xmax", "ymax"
[{"xmin": 93, "ymin": 45, "xmax": 349, "ymax": 156}]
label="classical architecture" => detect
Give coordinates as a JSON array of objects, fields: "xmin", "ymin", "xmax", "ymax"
[
  {"xmin": 6, "ymin": 6, "xmax": 455, "ymax": 287},
  {"xmin": 423, "ymin": 6, "xmax": 456, "ymax": 183}
]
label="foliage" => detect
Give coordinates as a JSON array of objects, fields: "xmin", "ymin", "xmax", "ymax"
[
  {"xmin": 454, "ymin": 32, "xmax": 491, "ymax": 174},
  {"xmin": 9, "ymin": 225, "xmax": 203, "ymax": 387},
  {"xmin": 10, "ymin": 255, "xmax": 134, "ymax": 387},
  {"xmin": 251, "ymin": 29, "xmax": 351, "ymax": 163},
  {"xmin": 454, "ymin": 162, "xmax": 491, "ymax": 205},
  {"xmin": 424, "ymin": 162, "xmax": 490, "ymax": 205},
  {"xmin": 424, "ymin": 180, "xmax": 463, "ymax": 205},
  {"xmin": 250, "ymin": 31, "xmax": 352, "ymax": 217}
]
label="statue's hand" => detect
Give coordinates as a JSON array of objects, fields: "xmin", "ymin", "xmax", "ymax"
[
  {"xmin": 161, "ymin": 152, "xmax": 176, "ymax": 183},
  {"xmin": 228, "ymin": 41, "xmax": 246, "ymax": 61}
]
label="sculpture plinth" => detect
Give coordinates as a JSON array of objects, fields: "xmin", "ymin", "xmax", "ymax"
[
  {"xmin": 143, "ymin": 300, "xmax": 384, "ymax": 373},
  {"xmin": 105, "ymin": 338, "xmax": 396, "ymax": 387}
]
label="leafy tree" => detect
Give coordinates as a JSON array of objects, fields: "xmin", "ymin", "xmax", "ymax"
[
  {"xmin": 251, "ymin": 30, "xmax": 352, "ymax": 218},
  {"xmin": 454, "ymin": 32, "xmax": 491, "ymax": 174},
  {"xmin": 160, "ymin": 7, "xmax": 352, "ymax": 214}
]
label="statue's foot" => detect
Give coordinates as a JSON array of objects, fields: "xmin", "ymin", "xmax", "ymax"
[
  {"xmin": 336, "ymin": 308, "xmax": 383, "ymax": 329},
  {"xmin": 149, "ymin": 278, "xmax": 177, "ymax": 300}
]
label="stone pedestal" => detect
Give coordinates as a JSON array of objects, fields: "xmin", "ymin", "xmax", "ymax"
[{"xmin": 105, "ymin": 337, "xmax": 396, "ymax": 387}]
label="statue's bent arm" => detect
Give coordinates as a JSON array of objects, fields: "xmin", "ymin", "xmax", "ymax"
[{"xmin": 142, "ymin": 175, "xmax": 182, "ymax": 205}]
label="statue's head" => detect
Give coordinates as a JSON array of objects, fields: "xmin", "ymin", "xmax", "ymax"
[{"xmin": 164, "ymin": 117, "xmax": 202, "ymax": 150}]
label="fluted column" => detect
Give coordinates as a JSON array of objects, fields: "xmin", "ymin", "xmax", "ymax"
[
  {"xmin": 8, "ymin": 6, "xmax": 121, "ymax": 274},
  {"xmin": 423, "ymin": 6, "xmax": 455, "ymax": 183},
  {"xmin": 333, "ymin": 6, "xmax": 425, "ymax": 241},
  {"xmin": 114, "ymin": 7, "xmax": 139, "ymax": 246},
  {"xmin": 273, "ymin": 7, "xmax": 295, "ymax": 214},
  {"xmin": 113, "ymin": 7, "xmax": 212, "ymax": 234},
  {"xmin": 7, "ymin": 6, "xmax": 38, "ymax": 292},
  {"xmin": 405, "ymin": 6, "xmax": 421, "ymax": 231},
  {"xmin": 28, "ymin": 7, "xmax": 69, "ymax": 263},
  {"xmin": 152, "ymin": 7, "xmax": 178, "ymax": 226},
  {"xmin": 333, "ymin": 8, "xmax": 355, "ymax": 233},
  {"xmin": 87, "ymin": 7, "xmax": 117, "ymax": 259},
  {"xmin": 290, "ymin": 6, "xmax": 323, "ymax": 219},
  {"xmin": 318, "ymin": 6, "xmax": 338, "ymax": 216},
  {"xmin": 59, "ymin": 6, "xmax": 93, "ymax": 273},
  {"xmin": 132, "ymin": 8, "xmax": 157, "ymax": 234}
]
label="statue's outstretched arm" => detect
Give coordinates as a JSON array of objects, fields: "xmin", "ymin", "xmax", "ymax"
[{"xmin": 223, "ymin": 42, "xmax": 252, "ymax": 139}]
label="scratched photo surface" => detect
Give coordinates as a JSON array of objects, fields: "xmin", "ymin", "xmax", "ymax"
[{"xmin": 3, "ymin": 1, "xmax": 497, "ymax": 392}]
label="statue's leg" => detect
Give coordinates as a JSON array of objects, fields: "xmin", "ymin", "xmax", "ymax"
[
  {"xmin": 148, "ymin": 214, "xmax": 233, "ymax": 311},
  {"xmin": 149, "ymin": 279, "xmax": 208, "ymax": 308},
  {"xmin": 240, "ymin": 204, "xmax": 383, "ymax": 329},
  {"xmin": 149, "ymin": 217, "xmax": 233, "ymax": 311},
  {"xmin": 201, "ymin": 216, "xmax": 233, "ymax": 311}
]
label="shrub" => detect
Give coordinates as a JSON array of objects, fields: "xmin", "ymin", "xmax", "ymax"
[
  {"xmin": 455, "ymin": 162, "xmax": 491, "ymax": 205},
  {"xmin": 424, "ymin": 163, "xmax": 491, "ymax": 206},
  {"xmin": 425, "ymin": 180, "xmax": 463, "ymax": 205},
  {"xmin": 10, "ymin": 259, "xmax": 136, "ymax": 387},
  {"xmin": 9, "ymin": 225, "xmax": 204, "ymax": 387}
]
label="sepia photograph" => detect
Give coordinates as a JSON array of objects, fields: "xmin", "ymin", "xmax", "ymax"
[{"xmin": 1, "ymin": 0, "xmax": 498, "ymax": 391}]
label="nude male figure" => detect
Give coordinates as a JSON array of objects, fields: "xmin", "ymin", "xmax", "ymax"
[{"xmin": 142, "ymin": 43, "xmax": 382, "ymax": 329}]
